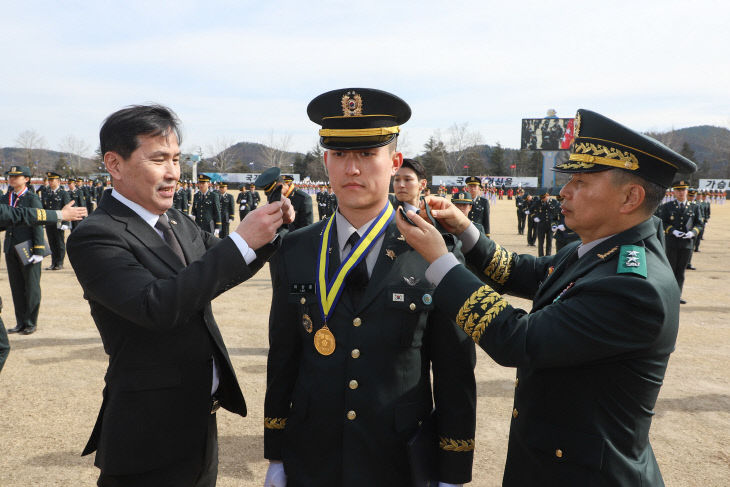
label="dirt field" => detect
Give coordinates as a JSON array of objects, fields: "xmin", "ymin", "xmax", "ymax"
[{"xmin": 1, "ymin": 192, "xmax": 728, "ymax": 486}]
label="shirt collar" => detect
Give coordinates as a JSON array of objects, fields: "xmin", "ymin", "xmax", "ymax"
[
  {"xmin": 335, "ymin": 210, "xmax": 379, "ymax": 253},
  {"xmin": 577, "ymin": 234, "xmax": 614, "ymax": 259},
  {"xmin": 111, "ymin": 188, "xmax": 162, "ymax": 231}
]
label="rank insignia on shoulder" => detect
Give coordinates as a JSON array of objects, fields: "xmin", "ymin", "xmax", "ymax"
[
  {"xmin": 617, "ymin": 245, "xmax": 647, "ymax": 278},
  {"xmin": 290, "ymin": 283, "xmax": 315, "ymax": 294}
]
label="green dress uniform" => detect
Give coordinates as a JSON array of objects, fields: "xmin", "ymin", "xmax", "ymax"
[
  {"xmin": 172, "ymin": 187, "xmax": 189, "ymax": 213},
  {"xmin": 525, "ymin": 196, "xmax": 539, "ymax": 246},
  {"xmin": 264, "ymin": 216, "xmax": 477, "ymax": 486},
  {"xmin": 219, "ymin": 191, "xmax": 235, "ymax": 238},
  {"xmin": 553, "ymin": 213, "xmax": 580, "ymax": 251},
  {"xmin": 326, "ymin": 191, "xmax": 338, "ymax": 218},
  {"xmin": 68, "ymin": 187, "xmax": 86, "ymax": 231},
  {"xmin": 467, "ymin": 194, "xmax": 490, "ymax": 236},
  {"xmin": 515, "ymin": 193, "xmax": 527, "ymax": 235},
  {"xmin": 285, "ymin": 187, "xmax": 313, "ymax": 233},
  {"xmin": 1, "ymin": 188, "xmax": 45, "ymax": 334},
  {"xmin": 656, "ymin": 191, "xmax": 703, "ymax": 292},
  {"xmin": 434, "ymin": 218, "xmax": 677, "ymax": 486},
  {"xmin": 42, "ymin": 187, "xmax": 71, "ymax": 269},
  {"xmin": 192, "ymin": 190, "xmax": 221, "ymax": 233},
  {"xmin": 694, "ymin": 195, "xmax": 710, "ymax": 250},
  {"xmin": 316, "ymin": 189, "xmax": 329, "ymax": 220},
  {"xmin": 236, "ymin": 189, "xmax": 251, "ymax": 221},
  {"xmin": 535, "ymin": 196, "xmax": 556, "ymax": 257}
]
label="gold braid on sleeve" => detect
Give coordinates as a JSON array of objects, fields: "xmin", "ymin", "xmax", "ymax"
[
  {"xmin": 264, "ymin": 417, "xmax": 287, "ymax": 430},
  {"xmin": 483, "ymin": 243, "xmax": 515, "ymax": 285},
  {"xmin": 455, "ymin": 286, "xmax": 508, "ymax": 343},
  {"xmin": 439, "ymin": 437, "xmax": 475, "ymax": 452}
]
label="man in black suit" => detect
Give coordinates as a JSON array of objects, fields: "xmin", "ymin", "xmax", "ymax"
[{"xmin": 67, "ymin": 104, "xmax": 293, "ymax": 487}]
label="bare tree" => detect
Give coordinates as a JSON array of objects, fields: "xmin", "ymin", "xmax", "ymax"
[
  {"xmin": 59, "ymin": 135, "xmax": 91, "ymax": 174},
  {"xmin": 15, "ymin": 130, "xmax": 48, "ymax": 171},
  {"xmin": 435, "ymin": 123, "xmax": 484, "ymax": 175},
  {"xmin": 205, "ymin": 137, "xmax": 237, "ymax": 174},
  {"xmin": 259, "ymin": 130, "xmax": 293, "ymax": 169}
]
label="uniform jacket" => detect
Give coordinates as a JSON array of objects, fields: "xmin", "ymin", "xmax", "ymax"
[
  {"xmin": 435, "ymin": 217, "xmax": 679, "ymax": 486},
  {"xmin": 68, "ymin": 187, "xmax": 86, "ymax": 208},
  {"xmin": 468, "ymin": 195, "xmax": 490, "ymax": 236},
  {"xmin": 173, "ymin": 188, "xmax": 189, "ymax": 213},
  {"xmin": 42, "ymin": 187, "xmax": 71, "ymax": 221},
  {"xmin": 265, "ymin": 217, "xmax": 477, "ymax": 486},
  {"xmin": 236, "ymin": 191, "xmax": 251, "ymax": 212},
  {"xmin": 220, "ymin": 193, "xmax": 235, "ymax": 222},
  {"xmin": 286, "ymin": 187, "xmax": 313, "ymax": 232},
  {"xmin": 657, "ymin": 199, "xmax": 703, "ymax": 250},
  {"xmin": 515, "ymin": 194, "xmax": 526, "ymax": 214},
  {"xmin": 192, "ymin": 190, "xmax": 222, "ymax": 232},
  {"xmin": 0, "ymin": 190, "xmax": 45, "ymax": 255},
  {"xmin": 67, "ymin": 195, "xmax": 276, "ymax": 475}
]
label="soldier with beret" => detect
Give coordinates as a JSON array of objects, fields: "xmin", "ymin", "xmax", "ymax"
[
  {"xmin": 42, "ymin": 171, "xmax": 72, "ymax": 270},
  {"xmin": 397, "ymin": 109, "xmax": 693, "ymax": 486},
  {"xmin": 218, "ymin": 183, "xmax": 235, "ymax": 238},
  {"xmin": 657, "ymin": 180, "xmax": 703, "ymax": 303},
  {"xmin": 2, "ymin": 166, "xmax": 45, "ymax": 335},
  {"xmin": 264, "ymin": 88, "xmax": 476, "ymax": 487},
  {"xmin": 192, "ymin": 174, "xmax": 222, "ymax": 235},
  {"xmin": 464, "ymin": 176, "xmax": 490, "ymax": 237}
]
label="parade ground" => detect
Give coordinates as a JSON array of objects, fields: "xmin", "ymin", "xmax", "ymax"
[{"xmin": 1, "ymin": 193, "xmax": 728, "ymax": 486}]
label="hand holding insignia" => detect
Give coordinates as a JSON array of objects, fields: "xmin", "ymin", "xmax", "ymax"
[
  {"xmin": 236, "ymin": 200, "xmax": 286, "ymax": 250},
  {"xmin": 418, "ymin": 195, "xmax": 471, "ymax": 235},
  {"xmin": 395, "ymin": 207, "xmax": 448, "ymax": 264}
]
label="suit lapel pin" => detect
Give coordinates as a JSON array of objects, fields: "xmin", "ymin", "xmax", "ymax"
[
  {"xmin": 170, "ymin": 219, "xmax": 177, "ymax": 225},
  {"xmin": 385, "ymin": 249, "xmax": 396, "ymax": 260}
]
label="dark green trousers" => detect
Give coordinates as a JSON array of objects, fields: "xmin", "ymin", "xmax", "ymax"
[{"xmin": 6, "ymin": 252, "xmax": 41, "ymax": 330}]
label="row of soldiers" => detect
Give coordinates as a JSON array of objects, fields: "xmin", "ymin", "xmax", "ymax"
[
  {"xmin": 314, "ymin": 183, "xmax": 337, "ymax": 220},
  {"xmin": 514, "ymin": 188, "xmax": 580, "ymax": 256}
]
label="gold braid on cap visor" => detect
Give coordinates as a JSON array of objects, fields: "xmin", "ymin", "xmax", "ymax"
[
  {"xmin": 318, "ymin": 126, "xmax": 400, "ymax": 137},
  {"xmin": 566, "ymin": 142, "xmax": 639, "ymax": 170}
]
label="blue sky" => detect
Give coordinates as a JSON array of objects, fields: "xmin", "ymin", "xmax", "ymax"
[{"xmin": 2, "ymin": 1, "xmax": 729, "ymax": 157}]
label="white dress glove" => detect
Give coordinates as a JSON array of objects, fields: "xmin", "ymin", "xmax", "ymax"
[
  {"xmin": 524, "ymin": 210, "xmax": 530, "ymax": 215},
  {"xmin": 438, "ymin": 483, "xmax": 463, "ymax": 487},
  {"xmin": 683, "ymin": 230, "xmax": 695, "ymax": 239},
  {"xmin": 214, "ymin": 229, "xmax": 220, "ymax": 236},
  {"xmin": 60, "ymin": 224, "xmax": 69, "ymax": 231},
  {"xmin": 557, "ymin": 224, "xmax": 566, "ymax": 231},
  {"xmin": 264, "ymin": 462, "xmax": 286, "ymax": 487},
  {"xmin": 533, "ymin": 217, "xmax": 540, "ymax": 222},
  {"xmin": 671, "ymin": 230, "xmax": 685, "ymax": 238},
  {"xmin": 29, "ymin": 255, "xmax": 44, "ymax": 264},
  {"xmin": 551, "ymin": 225, "xmax": 558, "ymax": 232}
]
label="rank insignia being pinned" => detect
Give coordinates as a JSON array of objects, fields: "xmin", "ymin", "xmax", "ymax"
[
  {"xmin": 385, "ymin": 249, "xmax": 396, "ymax": 260},
  {"xmin": 422, "ymin": 294, "xmax": 432, "ymax": 305},
  {"xmin": 617, "ymin": 245, "xmax": 647, "ymax": 278}
]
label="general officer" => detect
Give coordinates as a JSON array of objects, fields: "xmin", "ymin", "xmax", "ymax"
[
  {"xmin": 464, "ymin": 176, "xmax": 490, "ymax": 236},
  {"xmin": 192, "ymin": 174, "xmax": 222, "ymax": 235},
  {"xmin": 219, "ymin": 183, "xmax": 235, "ymax": 238},
  {"xmin": 2, "ymin": 166, "xmax": 45, "ymax": 335},
  {"xmin": 514, "ymin": 188, "xmax": 527, "ymax": 235},
  {"xmin": 264, "ymin": 88, "xmax": 476, "ymax": 487},
  {"xmin": 656, "ymin": 180, "xmax": 703, "ymax": 303},
  {"xmin": 397, "ymin": 108, "xmax": 694, "ymax": 486},
  {"xmin": 42, "ymin": 171, "xmax": 72, "ymax": 270}
]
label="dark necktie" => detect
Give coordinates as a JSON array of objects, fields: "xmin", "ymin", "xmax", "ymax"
[
  {"xmin": 346, "ymin": 231, "xmax": 369, "ymax": 306},
  {"xmin": 155, "ymin": 214, "xmax": 186, "ymax": 265}
]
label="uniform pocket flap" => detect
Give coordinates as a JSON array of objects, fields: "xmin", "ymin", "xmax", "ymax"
[
  {"xmin": 525, "ymin": 420, "xmax": 606, "ymax": 470},
  {"xmin": 118, "ymin": 366, "xmax": 182, "ymax": 392}
]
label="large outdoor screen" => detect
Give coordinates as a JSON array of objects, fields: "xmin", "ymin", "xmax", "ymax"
[{"xmin": 521, "ymin": 118, "xmax": 575, "ymax": 150}]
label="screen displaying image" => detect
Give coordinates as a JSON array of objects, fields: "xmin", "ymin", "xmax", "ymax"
[{"xmin": 521, "ymin": 118, "xmax": 575, "ymax": 150}]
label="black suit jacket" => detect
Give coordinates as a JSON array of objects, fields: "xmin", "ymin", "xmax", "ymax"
[{"xmin": 68, "ymin": 195, "xmax": 275, "ymax": 475}]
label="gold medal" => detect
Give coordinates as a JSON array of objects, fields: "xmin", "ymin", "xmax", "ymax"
[
  {"xmin": 314, "ymin": 325, "xmax": 336, "ymax": 356},
  {"xmin": 302, "ymin": 314, "xmax": 313, "ymax": 333}
]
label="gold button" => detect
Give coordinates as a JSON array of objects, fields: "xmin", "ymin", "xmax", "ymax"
[
  {"xmin": 300, "ymin": 297, "xmax": 306, "ymax": 305},
  {"xmin": 555, "ymin": 449, "xmax": 563, "ymax": 458},
  {"xmin": 512, "ymin": 408, "xmax": 518, "ymax": 418},
  {"xmin": 351, "ymin": 349, "xmax": 360, "ymax": 359},
  {"xmin": 347, "ymin": 410, "xmax": 356, "ymax": 420},
  {"xmin": 349, "ymin": 380, "xmax": 359, "ymax": 390},
  {"xmin": 353, "ymin": 317, "xmax": 362, "ymax": 327},
  {"xmin": 515, "ymin": 378, "xmax": 519, "ymax": 387},
  {"xmin": 409, "ymin": 303, "xmax": 416, "ymax": 311}
]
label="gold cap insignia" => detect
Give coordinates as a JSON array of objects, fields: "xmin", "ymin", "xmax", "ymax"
[
  {"xmin": 573, "ymin": 112, "xmax": 581, "ymax": 139},
  {"xmin": 341, "ymin": 91, "xmax": 363, "ymax": 117}
]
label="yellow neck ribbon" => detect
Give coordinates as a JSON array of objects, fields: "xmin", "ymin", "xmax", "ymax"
[{"xmin": 317, "ymin": 201, "xmax": 394, "ymax": 322}]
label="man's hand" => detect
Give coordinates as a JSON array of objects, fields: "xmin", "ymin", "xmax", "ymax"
[
  {"xmin": 235, "ymin": 201, "xmax": 286, "ymax": 250},
  {"xmin": 672, "ymin": 230, "xmax": 685, "ymax": 238},
  {"xmin": 264, "ymin": 461, "xmax": 286, "ymax": 487},
  {"xmin": 60, "ymin": 201, "xmax": 88, "ymax": 221},
  {"xmin": 214, "ymin": 229, "xmax": 220, "ymax": 237},
  {"xmin": 418, "ymin": 196, "xmax": 471, "ymax": 235},
  {"xmin": 395, "ymin": 208, "xmax": 449, "ymax": 264},
  {"xmin": 280, "ymin": 196, "xmax": 295, "ymax": 225}
]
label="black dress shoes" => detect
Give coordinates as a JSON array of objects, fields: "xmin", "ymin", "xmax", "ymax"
[
  {"xmin": 21, "ymin": 326, "xmax": 36, "ymax": 335},
  {"xmin": 686, "ymin": 264, "xmax": 697, "ymax": 270},
  {"xmin": 7, "ymin": 325, "xmax": 25, "ymax": 333},
  {"xmin": 680, "ymin": 298, "xmax": 687, "ymax": 304}
]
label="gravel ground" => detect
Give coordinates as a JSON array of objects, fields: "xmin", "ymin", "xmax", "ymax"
[{"xmin": 1, "ymin": 193, "xmax": 728, "ymax": 486}]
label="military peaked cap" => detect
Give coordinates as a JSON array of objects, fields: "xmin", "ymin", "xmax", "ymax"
[
  {"xmin": 307, "ymin": 88, "xmax": 411, "ymax": 150},
  {"xmin": 6, "ymin": 165, "xmax": 31, "ymax": 177},
  {"xmin": 47, "ymin": 171, "xmax": 61, "ymax": 179},
  {"xmin": 465, "ymin": 176, "xmax": 483, "ymax": 186},
  {"xmin": 671, "ymin": 180, "xmax": 690, "ymax": 189},
  {"xmin": 198, "ymin": 174, "xmax": 212, "ymax": 183},
  {"xmin": 452, "ymin": 192, "xmax": 473, "ymax": 204},
  {"xmin": 255, "ymin": 167, "xmax": 281, "ymax": 193},
  {"xmin": 554, "ymin": 109, "xmax": 697, "ymax": 187}
]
